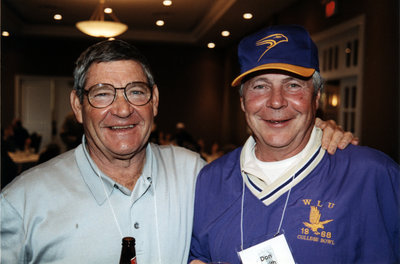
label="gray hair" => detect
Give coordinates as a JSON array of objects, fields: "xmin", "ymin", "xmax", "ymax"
[
  {"xmin": 238, "ymin": 71, "xmax": 324, "ymax": 96},
  {"xmin": 312, "ymin": 71, "xmax": 324, "ymax": 95},
  {"xmin": 73, "ymin": 39, "xmax": 155, "ymax": 102}
]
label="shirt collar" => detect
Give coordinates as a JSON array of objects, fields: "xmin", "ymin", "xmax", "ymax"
[
  {"xmin": 75, "ymin": 136, "xmax": 154, "ymax": 205},
  {"xmin": 240, "ymin": 126, "xmax": 322, "ymax": 182},
  {"xmin": 240, "ymin": 135, "xmax": 259, "ymax": 177},
  {"xmin": 239, "ymin": 127, "xmax": 325, "ymax": 204}
]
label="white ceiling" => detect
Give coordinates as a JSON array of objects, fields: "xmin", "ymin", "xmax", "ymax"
[{"xmin": 2, "ymin": 0, "xmax": 298, "ymax": 46}]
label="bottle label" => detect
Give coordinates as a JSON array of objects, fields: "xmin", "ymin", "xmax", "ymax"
[{"xmin": 131, "ymin": 257, "xmax": 136, "ymax": 264}]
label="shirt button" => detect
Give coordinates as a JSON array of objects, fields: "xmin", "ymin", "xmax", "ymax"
[{"xmin": 134, "ymin": 222, "xmax": 140, "ymax": 229}]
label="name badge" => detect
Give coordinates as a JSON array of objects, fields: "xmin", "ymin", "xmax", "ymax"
[{"xmin": 238, "ymin": 234, "xmax": 295, "ymax": 264}]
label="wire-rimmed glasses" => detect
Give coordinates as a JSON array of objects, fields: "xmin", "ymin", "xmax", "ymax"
[{"xmin": 82, "ymin": 81, "xmax": 152, "ymax": 108}]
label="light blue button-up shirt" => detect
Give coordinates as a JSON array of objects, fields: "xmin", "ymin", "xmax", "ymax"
[{"xmin": 1, "ymin": 139, "xmax": 206, "ymax": 263}]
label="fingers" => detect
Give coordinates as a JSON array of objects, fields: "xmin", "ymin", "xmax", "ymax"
[
  {"xmin": 325, "ymin": 128, "xmax": 343, "ymax": 155},
  {"xmin": 315, "ymin": 117, "xmax": 334, "ymax": 130},
  {"xmin": 317, "ymin": 119, "xmax": 358, "ymax": 154},
  {"xmin": 351, "ymin": 137, "xmax": 360, "ymax": 146},
  {"xmin": 315, "ymin": 117, "xmax": 323, "ymax": 127},
  {"xmin": 337, "ymin": 132, "xmax": 357, "ymax": 149},
  {"xmin": 318, "ymin": 120, "xmax": 340, "ymax": 154},
  {"xmin": 316, "ymin": 118, "xmax": 337, "ymax": 131},
  {"xmin": 324, "ymin": 127, "xmax": 357, "ymax": 154}
]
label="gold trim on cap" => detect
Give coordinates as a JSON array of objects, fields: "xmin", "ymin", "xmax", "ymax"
[{"xmin": 231, "ymin": 63, "xmax": 315, "ymax": 86}]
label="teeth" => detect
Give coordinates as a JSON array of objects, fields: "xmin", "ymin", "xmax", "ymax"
[
  {"xmin": 268, "ymin": 120, "xmax": 287, "ymax": 124},
  {"xmin": 111, "ymin": 125, "xmax": 134, "ymax": 130}
]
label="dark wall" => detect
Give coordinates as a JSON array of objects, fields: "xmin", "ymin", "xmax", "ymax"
[
  {"xmin": 143, "ymin": 43, "xmax": 226, "ymax": 145},
  {"xmin": 1, "ymin": 36, "xmax": 232, "ymax": 151},
  {"xmin": 345, "ymin": 1, "xmax": 397, "ymax": 162},
  {"xmin": 359, "ymin": 0, "xmax": 399, "ymax": 162},
  {"xmin": 1, "ymin": 36, "xmax": 96, "ymax": 126}
]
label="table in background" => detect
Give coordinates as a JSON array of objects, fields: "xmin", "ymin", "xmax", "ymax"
[{"xmin": 8, "ymin": 151, "xmax": 39, "ymax": 174}]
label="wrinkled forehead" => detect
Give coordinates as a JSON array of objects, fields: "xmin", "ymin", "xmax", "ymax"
[
  {"xmin": 87, "ymin": 60, "xmax": 144, "ymax": 73},
  {"xmin": 87, "ymin": 60, "xmax": 145, "ymax": 79},
  {"xmin": 85, "ymin": 60, "xmax": 147, "ymax": 84}
]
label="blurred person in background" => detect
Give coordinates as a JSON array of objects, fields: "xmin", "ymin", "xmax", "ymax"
[
  {"xmin": 11, "ymin": 118, "xmax": 30, "ymax": 151},
  {"xmin": 60, "ymin": 111, "xmax": 84, "ymax": 151}
]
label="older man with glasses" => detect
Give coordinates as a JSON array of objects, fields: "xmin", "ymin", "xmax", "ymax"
[{"xmin": 1, "ymin": 39, "xmax": 356, "ymax": 263}]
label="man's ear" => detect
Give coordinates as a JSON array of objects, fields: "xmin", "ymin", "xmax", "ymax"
[
  {"xmin": 315, "ymin": 90, "xmax": 321, "ymax": 109},
  {"xmin": 240, "ymin": 96, "xmax": 246, "ymax": 113},
  {"xmin": 151, "ymin": 85, "xmax": 159, "ymax": 117},
  {"xmin": 70, "ymin": 90, "xmax": 83, "ymax": 124}
]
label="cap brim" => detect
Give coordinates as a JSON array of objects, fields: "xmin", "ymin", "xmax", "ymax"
[{"xmin": 231, "ymin": 63, "xmax": 316, "ymax": 87}]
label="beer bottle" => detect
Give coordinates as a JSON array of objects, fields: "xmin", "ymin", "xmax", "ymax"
[{"xmin": 119, "ymin": 236, "xmax": 137, "ymax": 264}]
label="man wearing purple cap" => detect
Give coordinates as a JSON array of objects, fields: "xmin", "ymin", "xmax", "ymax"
[
  {"xmin": 1, "ymin": 37, "xmax": 357, "ymax": 263},
  {"xmin": 189, "ymin": 25, "xmax": 399, "ymax": 264}
]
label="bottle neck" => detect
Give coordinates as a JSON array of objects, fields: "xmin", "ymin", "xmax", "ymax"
[
  {"xmin": 122, "ymin": 236, "xmax": 135, "ymax": 245},
  {"xmin": 120, "ymin": 237, "xmax": 136, "ymax": 264}
]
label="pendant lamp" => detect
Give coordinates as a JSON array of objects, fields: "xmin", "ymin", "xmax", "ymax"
[{"xmin": 76, "ymin": 0, "xmax": 128, "ymax": 38}]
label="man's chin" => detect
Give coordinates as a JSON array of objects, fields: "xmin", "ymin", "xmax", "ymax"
[{"xmin": 99, "ymin": 141, "xmax": 144, "ymax": 157}]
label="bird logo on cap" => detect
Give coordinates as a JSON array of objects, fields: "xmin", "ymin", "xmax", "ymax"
[{"xmin": 256, "ymin": 33, "xmax": 288, "ymax": 62}]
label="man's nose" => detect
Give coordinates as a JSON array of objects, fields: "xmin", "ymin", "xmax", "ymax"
[
  {"xmin": 110, "ymin": 90, "xmax": 133, "ymax": 116},
  {"xmin": 267, "ymin": 88, "xmax": 287, "ymax": 109}
]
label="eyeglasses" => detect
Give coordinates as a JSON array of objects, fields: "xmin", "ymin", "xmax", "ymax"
[{"xmin": 83, "ymin": 82, "xmax": 152, "ymax": 108}]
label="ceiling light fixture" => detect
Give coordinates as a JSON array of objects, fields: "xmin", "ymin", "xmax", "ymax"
[
  {"xmin": 243, "ymin": 13, "xmax": 253, "ymax": 19},
  {"xmin": 76, "ymin": 0, "xmax": 128, "ymax": 38},
  {"xmin": 163, "ymin": 0, "xmax": 172, "ymax": 6},
  {"xmin": 207, "ymin": 42, "xmax": 216, "ymax": 49},
  {"xmin": 156, "ymin": 20, "xmax": 165, "ymax": 26},
  {"xmin": 104, "ymin": 7, "xmax": 112, "ymax": 14},
  {"xmin": 221, "ymin": 30, "xmax": 230, "ymax": 37},
  {"xmin": 54, "ymin": 14, "xmax": 62, "ymax": 20},
  {"xmin": 2, "ymin": 31, "xmax": 10, "ymax": 37}
]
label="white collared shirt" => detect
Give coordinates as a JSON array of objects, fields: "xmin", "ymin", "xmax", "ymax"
[
  {"xmin": 240, "ymin": 127, "xmax": 326, "ymax": 205},
  {"xmin": 1, "ymin": 137, "xmax": 206, "ymax": 263}
]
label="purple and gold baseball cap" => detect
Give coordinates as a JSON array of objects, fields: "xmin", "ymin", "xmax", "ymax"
[{"xmin": 231, "ymin": 25, "xmax": 319, "ymax": 86}]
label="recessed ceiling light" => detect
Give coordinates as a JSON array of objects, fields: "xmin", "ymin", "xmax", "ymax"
[
  {"xmin": 243, "ymin": 13, "xmax": 253, "ymax": 19},
  {"xmin": 163, "ymin": 0, "xmax": 172, "ymax": 6},
  {"xmin": 2, "ymin": 31, "xmax": 10, "ymax": 37},
  {"xmin": 207, "ymin": 42, "xmax": 216, "ymax": 49},
  {"xmin": 54, "ymin": 14, "xmax": 62, "ymax": 20},
  {"xmin": 156, "ymin": 20, "xmax": 165, "ymax": 26},
  {"xmin": 104, "ymin": 7, "xmax": 113, "ymax": 14},
  {"xmin": 221, "ymin": 30, "xmax": 230, "ymax": 37}
]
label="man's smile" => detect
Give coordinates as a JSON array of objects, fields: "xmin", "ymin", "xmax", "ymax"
[
  {"xmin": 109, "ymin": 124, "xmax": 136, "ymax": 130},
  {"xmin": 266, "ymin": 119, "xmax": 290, "ymax": 124}
]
